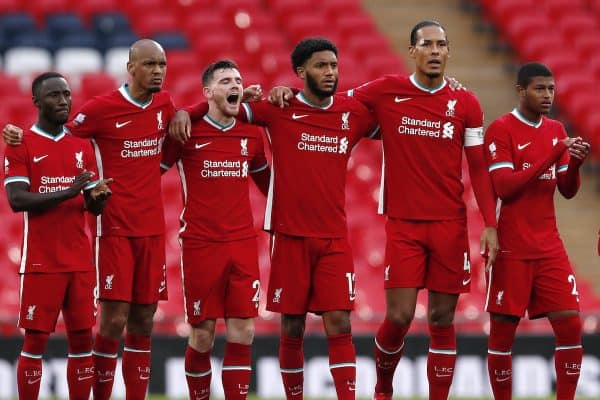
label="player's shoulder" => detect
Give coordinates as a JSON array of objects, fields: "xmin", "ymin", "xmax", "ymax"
[
  {"xmin": 541, "ymin": 115, "xmax": 565, "ymax": 130},
  {"xmin": 485, "ymin": 113, "xmax": 515, "ymax": 138},
  {"xmin": 234, "ymin": 118, "xmax": 262, "ymax": 136},
  {"xmin": 153, "ymin": 89, "xmax": 174, "ymax": 105},
  {"xmin": 333, "ymin": 93, "xmax": 370, "ymax": 113}
]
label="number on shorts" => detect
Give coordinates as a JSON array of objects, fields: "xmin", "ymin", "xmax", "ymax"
[
  {"xmin": 568, "ymin": 274, "xmax": 579, "ymax": 301},
  {"xmin": 345, "ymin": 272, "xmax": 356, "ymax": 301},
  {"xmin": 252, "ymin": 280, "xmax": 260, "ymax": 303},
  {"xmin": 463, "ymin": 252, "xmax": 471, "ymax": 273}
]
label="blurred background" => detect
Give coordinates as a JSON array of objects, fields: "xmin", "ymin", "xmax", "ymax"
[{"xmin": 0, "ymin": 0, "xmax": 599, "ymax": 398}]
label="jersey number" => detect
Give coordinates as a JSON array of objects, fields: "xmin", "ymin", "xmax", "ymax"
[
  {"xmin": 346, "ymin": 272, "xmax": 356, "ymax": 301},
  {"xmin": 252, "ymin": 280, "xmax": 260, "ymax": 305},
  {"xmin": 568, "ymin": 274, "xmax": 579, "ymax": 302}
]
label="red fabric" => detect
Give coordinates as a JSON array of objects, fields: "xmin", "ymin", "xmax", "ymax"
[
  {"xmin": 427, "ymin": 325, "xmax": 456, "ymax": 400},
  {"xmin": 487, "ymin": 319, "xmax": 518, "ymax": 400},
  {"xmin": 374, "ymin": 318, "xmax": 409, "ymax": 394},
  {"xmin": 551, "ymin": 315, "xmax": 583, "ymax": 399},
  {"xmin": 122, "ymin": 334, "xmax": 151, "ymax": 400},
  {"xmin": 465, "ymin": 145, "xmax": 498, "ymax": 227},
  {"xmin": 17, "ymin": 331, "xmax": 49, "ymax": 400},
  {"xmin": 66, "ymin": 329, "xmax": 93, "ymax": 400},
  {"xmin": 327, "ymin": 333, "xmax": 356, "ymax": 400},
  {"xmin": 185, "ymin": 345, "xmax": 212, "ymax": 400},
  {"xmin": 279, "ymin": 334, "xmax": 304, "ymax": 400},
  {"xmin": 556, "ymin": 157, "xmax": 582, "ymax": 199},
  {"xmin": 222, "ymin": 342, "xmax": 252, "ymax": 400},
  {"xmin": 92, "ymin": 333, "xmax": 119, "ymax": 400}
]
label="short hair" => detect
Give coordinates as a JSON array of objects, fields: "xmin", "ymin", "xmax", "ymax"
[
  {"xmin": 410, "ymin": 20, "xmax": 446, "ymax": 46},
  {"xmin": 202, "ymin": 59, "xmax": 239, "ymax": 86},
  {"xmin": 291, "ymin": 37, "xmax": 338, "ymax": 73},
  {"xmin": 517, "ymin": 62, "xmax": 553, "ymax": 88},
  {"xmin": 32, "ymin": 72, "xmax": 65, "ymax": 97}
]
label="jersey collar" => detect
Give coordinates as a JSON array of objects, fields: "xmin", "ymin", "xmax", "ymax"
[
  {"xmin": 118, "ymin": 84, "xmax": 153, "ymax": 109},
  {"xmin": 296, "ymin": 92, "xmax": 333, "ymax": 109},
  {"xmin": 409, "ymin": 73, "xmax": 447, "ymax": 93},
  {"xmin": 30, "ymin": 124, "xmax": 67, "ymax": 141},
  {"xmin": 511, "ymin": 108, "xmax": 542, "ymax": 128},
  {"xmin": 203, "ymin": 114, "xmax": 236, "ymax": 131}
]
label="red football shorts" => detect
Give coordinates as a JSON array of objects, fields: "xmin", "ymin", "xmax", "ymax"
[
  {"xmin": 266, "ymin": 232, "xmax": 355, "ymax": 314},
  {"xmin": 485, "ymin": 254, "xmax": 580, "ymax": 318},
  {"xmin": 181, "ymin": 238, "xmax": 260, "ymax": 324},
  {"xmin": 384, "ymin": 218, "xmax": 471, "ymax": 293},
  {"xmin": 18, "ymin": 271, "xmax": 96, "ymax": 333},
  {"xmin": 96, "ymin": 235, "xmax": 167, "ymax": 304}
]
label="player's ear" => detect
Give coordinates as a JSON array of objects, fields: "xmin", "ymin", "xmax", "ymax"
[
  {"xmin": 295, "ymin": 66, "xmax": 305, "ymax": 79},
  {"xmin": 126, "ymin": 60, "xmax": 134, "ymax": 76},
  {"xmin": 202, "ymin": 86, "xmax": 212, "ymax": 100},
  {"xmin": 408, "ymin": 45, "xmax": 416, "ymax": 59}
]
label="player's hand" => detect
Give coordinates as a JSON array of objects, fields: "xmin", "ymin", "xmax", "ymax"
[
  {"xmin": 561, "ymin": 136, "xmax": 581, "ymax": 149},
  {"xmin": 268, "ymin": 86, "xmax": 294, "ymax": 108},
  {"xmin": 90, "ymin": 178, "xmax": 114, "ymax": 201},
  {"xmin": 3, "ymin": 123, "xmax": 23, "ymax": 146},
  {"xmin": 446, "ymin": 76, "xmax": 466, "ymax": 91},
  {"xmin": 568, "ymin": 138, "xmax": 590, "ymax": 161},
  {"xmin": 242, "ymin": 84, "xmax": 263, "ymax": 102},
  {"xmin": 480, "ymin": 226, "xmax": 498, "ymax": 272},
  {"xmin": 69, "ymin": 170, "xmax": 95, "ymax": 198},
  {"xmin": 168, "ymin": 110, "xmax": 191, "ymax": 144}
]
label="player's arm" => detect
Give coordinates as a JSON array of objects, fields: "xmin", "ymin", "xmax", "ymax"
[
  {"xmin": 489, "ymin": 139, "xmax": 576, "ymax": 200},
  {"xmin": 3, "ymin": 123, "xmax": 24, "ymax": 146},
  {"xmin": 249, "ymin": 130, "xmax": 270, "ymax": 196},
  {"xmin": 556, "ymin": 138, "xmax": 590, "ymax": 199},
  {"xmin": 5, "ymin": 171, "xmax": 95, "ymax": 213},
  {"xmin": 160, "ymin": 135, "xmax": 184, "ymax": 174}
]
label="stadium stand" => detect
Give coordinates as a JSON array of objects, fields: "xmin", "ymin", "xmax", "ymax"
[{"xmin": 0, "ymin": 0, "xmax": 598, "ymax": 338}]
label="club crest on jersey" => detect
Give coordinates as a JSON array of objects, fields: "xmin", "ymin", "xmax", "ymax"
[
  {"xmin": 240, "ymin": 138, "xmax": 248, "ymax": 156},
  {"xmin": 193, "ymin": 300, "xmax": 201, "ymax": 316},
  {"xmin": 341, "ymin": 112, "xmax": 350, "ymax": 130},
  {"xmin": 496, "ymin": 290, "xmax": 504, "ymax": 305},
  {"xmin": 75, "ymin": 151, "xmax": 84, "ymax": 169},
  {"xmin": 488, "ymin": 142, "xmax": 497, "ymax": 160},
  {"xmin": 25, "ymin": 305, "xmax": 36, "ymax": 320},
  {"xmin": 273, "ymin": 288, "xmax": 283, "ymax": 303},
  {"xmin": 104, "ymin": 274, "xmax": 114, "ymax": 290},
  {"xmin": 73, "ymin": 113, "xmax": 86, "ymax": 125},
  {"xmin": 552, "ymin": 137, "xmax": 558, "ymax": 146},
  {"xmin": 446, "ymin": 99, "xmax": 457, "ymax": 117},
  {"xmin": 156, "ymin": 111, "xmax": 163, "ymax": 130}
]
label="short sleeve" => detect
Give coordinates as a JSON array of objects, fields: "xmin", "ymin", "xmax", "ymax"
[
  {"xmin": 66, "ymin": 100, "xmax": 99, "ymax": 139},
  {"xmin": 348, "ymin": 76, "xmax": 386, "ymax": 109},
  {"xmin": 241, "ymin": 100, "xmax": 272, "ymax": 126},
  {"xmin": 484, "ymin": 120, "xmax": 514, "ymax": 172},
  {"xmin": 160, "ymin": 134, "xmax": 183, "ymax": 171},
  {"xmin": 250, "ymin": 129, "xmax": 268, "ymax": 172},
  {"xmin": 3, "ymin": 142, "xmax": 30, "ymax": 186}
]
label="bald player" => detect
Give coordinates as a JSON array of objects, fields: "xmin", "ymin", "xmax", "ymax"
[{"xmin": 3, "ymin": 39, "xmax": 176, "ymax": 400}]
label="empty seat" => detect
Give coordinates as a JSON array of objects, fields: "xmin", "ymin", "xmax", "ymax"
[
  {"xmin": 101, "ymin": 31, "xmax": 139, "ymax": 51},
  {"xmin": 92, "ymin": 12, "xmax": 131, "ymax": 37},
  {"xmin": 24, "ymin": 0, "xmax": 71, "ymax": 21},
  {"xmin": 80, "ymin": 72, "xmax": 118, "ymax": 99},
  {"xmin": 0, "ymin": 13, "xmax": 37, "ymax": 38},
  {"xmin": 9, "ymin": 30, "xmax": 54, "ymax": 51},
  {"xmin": 4, "ymin": 47, "xmax": 53, "ymax": 78},
  {"xmin": 152, "ymin": 33, "xmax": 189, "ymax": 50},
  {"xmin": 55, "ymin": 47, "xmax": 104, "ymax": 78},
  {"xmin": 133, "ymin": 12, "xmax": 178, "ymax": 38},
  {"xmin": 75, "ymin": 0, "xmax": 119, "ymax": 23},
  {"xmin": 45, "ymin": 12, "xmax": 86, "ymax": 38}
]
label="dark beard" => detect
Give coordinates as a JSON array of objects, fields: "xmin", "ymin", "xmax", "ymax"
[
  {"xmin": 425, "ymin": 71, "xmax": 441, "ymax": 79},
  {"xmin": 148, "ymin": 85, "xmax": 162, "ymax": 93},
  {"xmin": 306, "ymin": 72, "xmax": 337, "ymax": 99}
]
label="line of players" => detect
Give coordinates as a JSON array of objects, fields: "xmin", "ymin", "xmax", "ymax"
[{"xmin": 2, "ymin": 19, "xmax": 592, "ymax": 400}]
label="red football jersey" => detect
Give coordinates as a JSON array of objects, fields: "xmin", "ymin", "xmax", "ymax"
[
  {"xmin": 161, "ymin": 115, "xmax": 268, "ymax": 241},
  {"xmin": 241, "ymin": 93, "xmax": 377, "ymax": 238},
  {"xmin": 3, "ymin": 125, "xmax": 97, "ymax": 273},
  {"xmin": 484, "ymin": 110, "xmax": 570, "ymax": 259},
  {"xmin": 67, "ymin": 84, "xmax": 176, "ymax": 237},
  {"xmin": 350, "ymin": 74, "xmax": 484, "ymax": 220}
]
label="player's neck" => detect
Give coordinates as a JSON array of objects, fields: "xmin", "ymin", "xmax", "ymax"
[
  {"xmin": 516, "ymin": 106, "xmax": 542, "ymax": 125},
  {"xmin": 300, "ymin": 90, "xmax": 332, "ymax": 107},
  {"xmin": 35, "ymin": 120, "xmax": 63, "ymax": 136},
  {"xmin": 206, "ymin": 109, "xmax": 235, "ymax": 127},
  {"xmin": 413, "ymin": 71, "xmax": 444, "ymax": 90},
  {"xmin": 127, "ymin": 83, "xmax": 153, "ymax": 104}
]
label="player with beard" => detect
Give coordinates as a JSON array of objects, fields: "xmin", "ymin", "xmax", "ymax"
[
  {"xmin": 3, "ymin": 72, "xmax": 112, "ymax": 400},
  {"xmin": 2, "ymin": 39, "xmax": 176, "ymax": 400},
  {"xmin": 160, "ymin": 60, "xmax": 270, "ymax": 400},
  {"xmin": 170, "ymin": 38, "xmax": 378, "ymax": 400},
  {"xmin": 484, "ymin": 62, "xmax": 590, "ymax": 400}
]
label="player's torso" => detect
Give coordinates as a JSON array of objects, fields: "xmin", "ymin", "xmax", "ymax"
[{"xmin": 179, "ymin": 117, "xmax": 261, "ymax": 240}]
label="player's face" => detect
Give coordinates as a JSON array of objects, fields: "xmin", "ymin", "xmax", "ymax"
[
  {"xmin": 204, "ymin": 68, "xmax": 243, "ymax": 117},
  {"xmin": 410, "ymin": 26, "xmax": 449, "ymax": 78},
  {"xmin": 128, "ymin": 46, "xmax": 167, "ymax": 93},
  {"xmin": 298, "ymin": 50, "xmax": 338, "ymax": 98},
  {"xmin": 35, "ymin": 77, "xmax": 72, "ymax": 125},
  {"xmin": 520, "ymin": 76, "xmax": 555, "ymax": 115}
]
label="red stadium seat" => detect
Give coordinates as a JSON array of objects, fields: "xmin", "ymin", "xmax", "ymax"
[
  {"xmin": 132, "ymin": 12, "xmax": 178, "ymax": 37},
  {"xmin": 555, "ymin": 72, "xmax": 590, "ymax": 107},
  {"xmin": 503, "ymin": 13, "xmax": 553, "ymax": 46},
  {"xmin": 182, "ymin": 9, "xmax": 227, "ymax": 36},
  {"xmin": 24, "ymin": 0, "xmax": 72, "ymax": 23},
  {"xmin": 79, "ymin": 72, "xmax": 118, "ymax": 99},
  {"xmin": 74, "ymin": 0, "xmax": 119, "ymax": 22},
  {"xmin": 334, "ymin": 13, "xmax": 379, "ymax": 38},
  {"xmin": 556, "ymin": 13, "xmax": 599, "ymax": 42},
  {"xmin": 544, "ymin": 0, "xmax": 587, "ymax": 20},
  {"xmin": 191, "ymin": 33, "xmax": 237, "ymax": 62},
  {"xmin": 0, "ymin": 0, "xmax": 21, "ymax": 14},
  {"xmin": 516, "ymin": 32, "xmax": 566, "ymax": 61},
  {"xmin": 483, "ymin": 0, "xmax": 536, "ymax": 28}
]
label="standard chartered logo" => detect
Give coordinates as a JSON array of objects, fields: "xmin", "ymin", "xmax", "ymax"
[
  {"xmin": 442, "ymin": 122, "xmax": 454, "ymax": 139},
  {"xmin": 242, "ymin": 161, "xmax": 248, "ymax": 177},
  {"xmin": 398, "ymin": 116, "xmax": 455, "ymax": 140},
  {"xmin": 297, "ymin": 132, "xmax": 348, "ymax": 154},
  {"xmin": 201, "ymin": 159, "xmax": 247, "ymax": 178}
]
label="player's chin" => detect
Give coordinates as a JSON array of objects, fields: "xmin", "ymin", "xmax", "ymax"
[
  {"xmin": 148, "ymin": 85, "xmax": 162, "ymax": 93},
  {"xmin": 425, "ymin": 71, "xmax": 442, "ymax": 79}
]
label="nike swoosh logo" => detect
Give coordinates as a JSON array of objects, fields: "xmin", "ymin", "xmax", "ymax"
[
  {"xmin": 436, "ymin": 373, "xmax": 452, "ymax": 378},
  {"xmin": 395, "ymin": 97, "xmax": 412, "ymax": 103},
  {"xmin": 496, "ymin": 376, "xmax": 511, "ymax": 382},
  {"xmin": 28, "ymin": 378, "xmax": 41, "ymax": 384},
  {"xmin": 140, "ymin": 375, "xmax": 150, "ymax": 380},
  {"xmin": 462, "ymin": 277, "xmax": 471, "ymax": 286},
  {"xmin": 78, "ymin": 375, "xmax": 93, "ymax": 381},
  {"xmin": 33, "ymin": 155, "xmax": 48, "ymax": 163},
  {"xmin": 195, "ymin": 142, "xmax": 211, "ymax": 149},
  {"xmin": 98, "ymin": 378, "xmax": 114, "ymax": 382},
  {"xmin": 292, "ymin": 113, "xmax": 308, "ymax": 120},
  {"xmin": 115, "ymin": 120, "xmax": 132, "ymax": 128},
  {"xmin": 566, "ymin": 371, "xmax": 580, "ymax": 375},
  {"xmin": 517, "ymin": 142, "xmax": 531, "ymax": 150},
  {"xmin": 159, "ymin": 286, "xmax": 166, "ymax": 293},
  {"xmin": 291, "ymin": 391, "xmax": 303, "ymax": 396}
]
